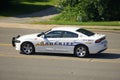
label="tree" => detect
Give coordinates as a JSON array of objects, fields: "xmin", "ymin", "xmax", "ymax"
[
  {"xmin": 57, "ymin": 0, "xmax": 120, "ymax": 21},
  {"xmin": 0, "ymin": 0, "xmax": 20, "ymax": 9},
  {"xmin": 103, "ymin": 0, "xmax": 120, "ymax": 21}
]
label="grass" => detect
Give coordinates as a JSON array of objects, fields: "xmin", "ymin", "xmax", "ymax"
[
  {"xmin": 86, "ymin": 28, "xmax": 120, "ymax": 31},
  {"xmin": 21, "ymin": 0, "xmax": 59, "ymax": 6},
  {"xmin": 0, "ymin": 0, "xmax": 59, "ymax": 17},
  {"xmin": 33, "ymin": 21, "xmax": 120, "ymax": 26},
  {"xmin": 32, "ymin": 21, "xmax": 120, "ymax": 31}
]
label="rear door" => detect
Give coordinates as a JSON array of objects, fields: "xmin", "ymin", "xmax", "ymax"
[{"xmin": 55, "ymin": 31, "xmax": 79, "ymax": 53}]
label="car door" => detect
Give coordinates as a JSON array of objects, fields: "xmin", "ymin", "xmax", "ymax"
[
  {"xmin": 43, "ymin": 30, "xmax": 63, "ymax": 52},
  {"xmin": 56, "ymin": 31, "xmax": 78, "ymax": 53}
]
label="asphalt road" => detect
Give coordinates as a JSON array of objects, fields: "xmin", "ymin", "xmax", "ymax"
[{"xmin": 0, "ymin": 27, "xmax": 120, "ymax": 80}]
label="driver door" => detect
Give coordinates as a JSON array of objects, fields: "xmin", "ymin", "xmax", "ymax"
[{"xmin": 43, "ymin": 30, "xmax": 63, "ymax": 52}]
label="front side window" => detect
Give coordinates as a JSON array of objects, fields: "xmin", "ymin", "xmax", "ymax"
[
  {"xmin": 62, "ymin": 31, "xmax": 78, "ymax": 38},
  {"xmin": 45, "ymin": 31, "xmax": 62, "ymax": 38}
]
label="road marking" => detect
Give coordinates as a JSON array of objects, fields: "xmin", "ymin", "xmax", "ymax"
[
  {"xmin": 0, "ymin": 43, "xmax": 11, "ymax": 46},
  {"xmin": 0, "ymin": 53, "xmax": 119, "ymax": 64}
]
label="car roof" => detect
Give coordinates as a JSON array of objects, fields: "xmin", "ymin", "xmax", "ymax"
[{"xmin": 51, "ymin": 27, "xmax": 81, "ymax": 32}]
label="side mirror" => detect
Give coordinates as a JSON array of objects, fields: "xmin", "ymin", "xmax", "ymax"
[
  {"xmin": 41, "ymin": 34, "xmax": 47, "ymax": 38},
  {"xmin": 37, "ymin": 32, "xmax": 45, "ymax": 37},
  {"xmin": 41, "ymin": 32, "xmax": 45, "ymax": 35},
  {"xmin": 41, "ymin": 32, "xmax": 47, "ymax": 38}
]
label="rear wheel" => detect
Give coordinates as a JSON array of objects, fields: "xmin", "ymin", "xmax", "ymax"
[
  {"xmin": 21, "ymin": 42, "xmax": 35, "ymax": 55},
  {"xmin": 74, "ymin": 45, "xmax": 89, "ymax": 58}
]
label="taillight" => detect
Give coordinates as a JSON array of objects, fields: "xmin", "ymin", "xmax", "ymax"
[{"xmin": 95, "ymin": 37, "xmax": 105, "ymax": 43}]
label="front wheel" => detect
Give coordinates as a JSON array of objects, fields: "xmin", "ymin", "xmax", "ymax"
[
  {"xmin": 74, "ymin": 45, "xmax": 89, "ymax": 58},
  {"xmin": 21, "ymin": 42, "xmax": 35, "ymax": 55}
]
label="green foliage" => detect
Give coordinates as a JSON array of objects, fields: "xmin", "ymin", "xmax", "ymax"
[
  {"xmin": 56, "ymin": 0, "xmax": 120, "ymax": 21},
  {"xmin": 103, "ymin": 0, "xmax": 120, "ymax": 21}
]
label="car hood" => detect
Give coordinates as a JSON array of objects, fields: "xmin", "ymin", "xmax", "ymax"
[{"xmin": 17, "ymin": 33, "xmax": 39, "ymax": 40}]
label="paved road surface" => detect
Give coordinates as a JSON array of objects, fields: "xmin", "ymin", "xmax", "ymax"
[{"xmin": 0, "ymin": 27, "xmax": 120, "ymax": 80}]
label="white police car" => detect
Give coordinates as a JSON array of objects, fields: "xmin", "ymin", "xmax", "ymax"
[{"xmin": 12, "ymin": 27, "xmax": 107, "ymax": 57}]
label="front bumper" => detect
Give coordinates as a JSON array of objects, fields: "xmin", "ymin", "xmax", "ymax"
[
  {"xmin": 12, "ymin": 37, "xmax": 16, "ymax": 47},
  {"xmin": 12, "ymin": 35, "xmax": 20, "ymax": 47}
]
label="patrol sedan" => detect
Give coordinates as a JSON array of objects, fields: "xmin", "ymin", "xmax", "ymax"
[{"xmin": 12, "ymin": 27, "xmax": 107, "ymax": 58}]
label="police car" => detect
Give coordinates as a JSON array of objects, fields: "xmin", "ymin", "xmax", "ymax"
[{"xmin": 12, "ymin": 27, "xmax": 107, "ymax": 58}]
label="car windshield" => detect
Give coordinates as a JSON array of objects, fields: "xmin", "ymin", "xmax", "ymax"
[
  {"xmin": 77, "ymin": 28, "xmax": 95, "ymax": 36},
  {"xmin": 37, "ymin": 29, "xmax": 51, "ymax": 37}
]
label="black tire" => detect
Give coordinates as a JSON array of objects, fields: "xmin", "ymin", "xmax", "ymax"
[
  {"xmin": 21, "ymin": 42, "xmax": 35, "ymax": 55},
  {"xmin": 74, "ymin": 45, "xmax": 89, "ymax": 58}
]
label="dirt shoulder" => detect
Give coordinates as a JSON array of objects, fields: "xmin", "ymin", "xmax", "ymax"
[
  {"xmin": 0, "ymin": 22, "xmax": 120, "ymax": 32},
  {"xmin": 0, "ymin": 22, "xmax": 55, "ymax": 30}
]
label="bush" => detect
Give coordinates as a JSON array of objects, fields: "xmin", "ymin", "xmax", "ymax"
[{"xmin": 56, "ymin": 0, "xmax": 120, "ymax": 21}]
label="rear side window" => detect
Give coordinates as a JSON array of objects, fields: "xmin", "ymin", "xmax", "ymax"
[
  {"xmin": 62, "ymin": 31, "xmax": 78, "ymax": 38},
  {"xmin": 77, "ymin": 28, "xmax": 94, "ymax": 36}
]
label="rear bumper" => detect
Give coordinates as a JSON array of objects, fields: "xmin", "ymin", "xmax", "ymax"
[
  {"xmin": 89, "ymin": 40, "xmax": 108, "ymax": 54},
  {"xmin": 97, "ymin": 47, "xmax": 107, "ymax": 53}
]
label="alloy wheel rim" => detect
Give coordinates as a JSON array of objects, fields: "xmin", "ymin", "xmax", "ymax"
[
  {"xmin": 22, "ymin": 43, "xmax": 33, "ymax": 54},
  {"xmin": 76, "ymin": 46, "xmax": 86, "ymax": 57}
]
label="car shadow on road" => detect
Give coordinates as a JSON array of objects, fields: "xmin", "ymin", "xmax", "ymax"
[
  {"xmin": 89, "ymin": 53, "xmax": 120, "ymax": 59},
  {"xmin": 34, "ymin": 53, "xmax": 75, "ymax": 58},
  {"xmin": 33, "ymin": 52, "xmax": 120, "ymax": 59}
]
